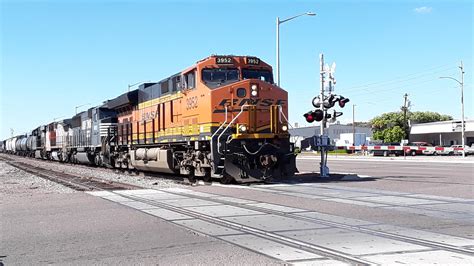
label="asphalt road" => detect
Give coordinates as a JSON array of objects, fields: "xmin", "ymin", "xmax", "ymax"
[
  {"xmin": 296, "ymin": 157, "xmax": 474, "ymax": 199},
  {"xmin": 1, "ymin": 193, "xmax": 280, "ymax": 265}
]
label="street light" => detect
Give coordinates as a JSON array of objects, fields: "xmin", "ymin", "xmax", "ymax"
[
  {"xmin": 53, "ymin": 116, "xmax": 66, "ymax": 122},
  {"xmin": 439, "ymin": 61, "xmax": 465, "ymax": 157},
  {"xmin": 75, "ymin": 103, "xmax": 91, "ymax": 115},
  {"xmin": 128, "ymin": 80, "xmax": 151, "ymax": 92},
  {"xmin": 276, "ymin": 12, "xmax": 315, "ymax": 87}
]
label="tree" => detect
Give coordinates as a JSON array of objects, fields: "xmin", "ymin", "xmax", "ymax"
[{"xmin": 370, "ymin": 111, "xmax": 452, "ymax": 143}]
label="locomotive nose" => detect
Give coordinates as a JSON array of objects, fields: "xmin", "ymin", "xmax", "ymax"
[{"xmin": 259, "ymin": 154, "xmax": 277, "ymax": 168}]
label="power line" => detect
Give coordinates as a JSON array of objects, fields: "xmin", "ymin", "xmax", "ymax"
[
  {"xmin": 343, "ymin": 64, "xmax": 458, "ymax": 92},
  {"xmin": 347, "ymin": 76, "xmax": 444, "ymax": 97}
]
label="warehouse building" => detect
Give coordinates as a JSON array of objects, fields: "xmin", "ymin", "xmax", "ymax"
[
  {"xmin": 289, "ymin": 124, "xmax": 372, "ymax": 148},
  {"xmin": 409, "ymin": 120, "xmax": 474, "ymax": 146}
]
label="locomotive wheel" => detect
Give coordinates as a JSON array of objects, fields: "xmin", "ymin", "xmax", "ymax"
[
  {"xmin": 202, "ymin": 172, "xmax": 212, "ymax": 183},
  {"xmin": 186, "ymin": 167, "xmax": 196, "ymax": 184}
]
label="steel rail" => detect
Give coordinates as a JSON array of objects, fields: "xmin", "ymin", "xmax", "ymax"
[
  {"xmin": 160, "ymin": 189, "xmax": 474, "ymax": 257},
  {"xmin": 118, "ymin": 192, "xmax": 373, "ymax": 265}
]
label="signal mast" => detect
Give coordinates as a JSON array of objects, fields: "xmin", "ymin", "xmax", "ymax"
[{"xmin": 303, "ymin": 53, "xmax": 349, "ymax": 177}]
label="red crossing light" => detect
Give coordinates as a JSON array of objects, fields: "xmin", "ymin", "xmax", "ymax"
[
  {"xmin": 304, "ymin": 110, "xmax": 324, "ymax": 123},
  {"xmin": 338, "ymin": 97, "xmax": 350, "ymax": 108}
]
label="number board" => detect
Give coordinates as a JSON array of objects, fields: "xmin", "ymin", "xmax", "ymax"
[
  {"xmin": 246, "ymin": 57, "xmax": 260, "ymax": 65},
  {"xmin": 215, "ymin": 57, "xmax": 234, "ymax": 65}
]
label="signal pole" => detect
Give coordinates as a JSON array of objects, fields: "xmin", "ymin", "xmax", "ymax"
[
  {"xmin": 319, "ymin": 53, "xmax": 329, "ymax": 177},
  {"xmin": 319, "ymin": 53, "xmax": 325, "ymax": 136}
]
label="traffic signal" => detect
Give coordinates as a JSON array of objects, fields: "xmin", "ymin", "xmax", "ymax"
[
  {"xmin": 304, "ymin": 109, "xmax": 324, "ymax": 123},
  {"xmin": 338, "ymin": 97, "xmax": 350, "ymax": 108}
]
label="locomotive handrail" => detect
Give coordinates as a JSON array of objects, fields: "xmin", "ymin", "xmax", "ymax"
[
  {"xmin": 210, "ymin": 106, "xmax": 228, "ymax": 160},
  {"xmin": 217, "ymin": 104, "xmax": 251, "ymax": 155},
  {"xmin": 278, "ymin": 105, "xmax": 303, "ymax": 145},
  {"xmin": 211, "ymin": 106, "xmax": 228, "ymax": 140}
]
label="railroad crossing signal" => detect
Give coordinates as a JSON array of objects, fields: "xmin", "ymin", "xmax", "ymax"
[
  {"xmin": 306, "ymin": 94, "xmax": 349, "ymax": 124},
  {"xmin": 304, "ymin": 109, "xmax": 324, "ymax": 123}
]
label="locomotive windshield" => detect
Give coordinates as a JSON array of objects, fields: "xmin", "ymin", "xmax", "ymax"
[
  {"xmin": 98, "ymin": 108, "xmax": 117, "ymax": 119},
  {"xmin": 202, "ymin": 68, "xmax": 239, "ymax": 88},
  {"xmin": 242, "ymin": 69, "xmax": 274, "ymax": 84}
]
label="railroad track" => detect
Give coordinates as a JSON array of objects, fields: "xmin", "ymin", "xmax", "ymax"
[
  {"xmin": 0, "ymin": 153, "xmax": 194, "ymax": 187},
  {"xmin": 114, "ymin": 190, "xmax": 373, "ymax": 265},
  {"xmin": 3, "ymin": 154, "xmax": 472, "ymax": 264},
  {"xmin": 153, "ymin": 189, "xmax": 474, "ymax": 257},
  {"xmin": 0, "ymin": 156, "xmax": 141, "ymax": 191},
  {"xmin": 101, "ymin": 188, "xmax": 474, "ymax": 265}
]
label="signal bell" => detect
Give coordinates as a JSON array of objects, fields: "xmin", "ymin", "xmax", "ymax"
[{"xmin": 304, "ymin": 109, "xmax": 324, "ymax": 123}]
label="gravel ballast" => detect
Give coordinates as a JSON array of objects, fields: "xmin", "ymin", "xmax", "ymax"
[
  {"xmin": 0, "ymin": 161, "xmax": 76, "ymax": 197},
  {"xmin": 0, "ymin": 155, "xmax": 186, "ymax": 196}
]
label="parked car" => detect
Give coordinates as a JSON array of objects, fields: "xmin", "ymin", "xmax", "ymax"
[
  {"xmin": 406, "ymin": 142, "xmax": 435, "ymax": 156},
  {"xmin": 467, "ymin": 145, "xmax": 474, "ymax": 156},
  {"xmin": 451, "ymin": 145, "xmax": 474, "ymax": 156},
  {"xmin": 371, "ymin": 142, "xmax": 404, "ymax": 157},
  {"xmin": 438, "ymin": 145, "xmax": 454, "ymax": 156},
  {"xmin": 450, "ymin": 145, "xmax": 465, "ymax": 156}
]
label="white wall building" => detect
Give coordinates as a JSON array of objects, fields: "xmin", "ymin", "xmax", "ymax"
[
  {"xmin": 289, "ymin": 124, "xmax": 372, "ymax": 148},
  {"xmin": 410, "ymin": 120, "xmax": 474, "ymax": 146}
]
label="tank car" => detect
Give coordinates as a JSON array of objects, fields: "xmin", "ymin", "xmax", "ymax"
[
  {"xmin": 5, "ymin": 137, "xmax": 14, "ymax": 154},
  {"xmin": 10, "ymin": 136, "xmax": 18, "ymax": 154},
  {"xmin": 18, "ymin": 135, "xmax": 28, "ymax": 156},
  {"xmin": 26, "ymin": 127, "xmax": 42, "ymax": 158}
]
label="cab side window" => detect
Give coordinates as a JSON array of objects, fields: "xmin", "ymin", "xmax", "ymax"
[
  {"xmin": 185, "ymin": 71, "xmax": 196, "ymax": 89},
  {"xmin": 161, "ymin": 80, "xmax": 169, "ymax": 94}
]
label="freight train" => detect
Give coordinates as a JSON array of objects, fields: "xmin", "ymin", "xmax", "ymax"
[{"xmin": 1, "ymin": 55, "xmax": 297, "ymax": 183}]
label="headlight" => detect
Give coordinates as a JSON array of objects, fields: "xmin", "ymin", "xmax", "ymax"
[
  {"xmin": 251, "ymin": 84, "xmax": 258, "ymax": 97},
  {"xmin": 239, "ymin": 125, "xmax": 247, "ymax": 132},
  {"xmin": 281, "ymin": 125, "xmax": 288, "ymax": 132}
]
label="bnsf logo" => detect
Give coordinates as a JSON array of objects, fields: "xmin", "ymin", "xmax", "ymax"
[{"xmin": 213, "ymin": 98, "xmax": 286, "ymax": 113}]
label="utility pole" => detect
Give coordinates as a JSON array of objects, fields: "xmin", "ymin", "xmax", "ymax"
[
  {"xmin": 352, "ymin": 104, "xmax": 356, "ymax": 146},
  {"xmin": 402, "ymin": 93, "xmax": 409, "ymax": 140},
  {"xmin": 10, "ymin": 128, "xmax": 14, "ymax": 137}
]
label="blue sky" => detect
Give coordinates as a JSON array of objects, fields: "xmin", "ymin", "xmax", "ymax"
[{"xmin": 1, "ymin": 0, "xmax": 472, "ymax": 139}]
